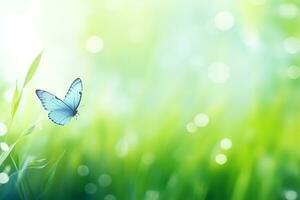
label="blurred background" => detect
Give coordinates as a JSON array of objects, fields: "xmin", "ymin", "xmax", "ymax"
[{"xmin": 0, "ymin": 0, "xmax": 300, "ymax": 199}]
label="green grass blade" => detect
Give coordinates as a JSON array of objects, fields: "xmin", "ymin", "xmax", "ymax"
[
  {"xmin": 37, "ymin": 151, "xmax": 65, "ymax": 199},
  {"xmin": 22, "ymin": 123, "xmax": 38, "ymax": 137},
  {"xmin": 0, "ymin": 143, "xmax": 16, "ymax": 167},
  {"xmin": 23, "ymin": 51, "xmax": 43, "ymax": 88},
  {"xmin": 11, "ymin": 83, "xmax": 21, "ymax": 119}
]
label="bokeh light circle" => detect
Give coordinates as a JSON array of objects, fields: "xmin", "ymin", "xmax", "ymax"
[
  {"xmin": 215, "ymin": 154, "xmax": 227, "ymax": 165},
  {"xmin": 84, "ymin": 183, "xmax": 97, "ymax": 194},
  {"xmin": 220, "ymin": 138, "xmax": 232, "ymax": 150},
  {"xmin": 214, "ymin": 11, "xmax": 235, "ymax": 31},
  {"xmin": 284, "ymin": 190, "xmax": 297, "ymax": 200},
  {"xmin": 77, "ymin": 165, "xmax": 89, "ymax": 176},
  {"xmin": 0, "ymin": 172, "xmax": 9, "ymax": 184},
  {"xmin": 98, "ymin": 174, "xmax": 112, "ymax": 187},
  {"xmin": 0, "ymin": 142, "xmax": 9, "ymax": 152},
  {"xmin": 194, "ymin": 113, "xmax": 209, "ymax": 127},
  {"xmin": 86, "ymin": 36, "xmax": 104, "ymax": 53}
]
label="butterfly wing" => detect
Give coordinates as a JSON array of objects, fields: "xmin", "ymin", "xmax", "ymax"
[
  {"xmin": 64, "ymin": 78, "xmax": 83, "ymax": 111},
  {"xmin": 48, "ymin": 109, "xmax": 74, "ymax": 126},
  {"xmin": 36, "ymin": 89, "xmax": 74, "ymax": 126}
]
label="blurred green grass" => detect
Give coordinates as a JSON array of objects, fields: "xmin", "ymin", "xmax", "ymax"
[{"xmin": 1, "ymin": 0, "xmax": 300, "ymax": 200}]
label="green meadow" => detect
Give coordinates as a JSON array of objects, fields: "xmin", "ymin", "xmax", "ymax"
[{"xmin": 0, "ymin": 0, "xmax": 300, "ymax": 199}]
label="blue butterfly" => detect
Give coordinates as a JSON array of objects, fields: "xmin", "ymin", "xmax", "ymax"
[{"xmin": 36, "ymin": 78, "xmax": 83, "ymax": 126}]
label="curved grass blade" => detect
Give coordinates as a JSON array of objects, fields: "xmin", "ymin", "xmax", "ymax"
[
  {"xmin": 23, "ymin": 51, "xmax": 43, "ymax": 88},
  {"xmin": 37, "ymin": 151, "xmax": 65, "ymax": 199},
  {"xmin": 0, "ymin": 143, "xmax": 16, "ymax": 167},
  {"xmin": 11, "ymin": 83, "xmax": 21, "ymax": 119},
  {"xmin": 11, "ymin": 52, "xmax": 43, "ymax": 120}
]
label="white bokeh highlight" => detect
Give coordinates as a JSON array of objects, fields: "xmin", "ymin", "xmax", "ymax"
[
  {"xmin": 194, "ymin": 113, "xmax": 209, "ymax": 127},
  {"xmin": 220, "ymin": 138, "xmax": 232, "ymax": 150},
  {"xmin": 86, "ymin": 36, "xmax": 104, "ymax": 53},
  {"xmin": 0, "ymin": 172, "xmax": 9, "ymax": 184},
  {"xmin": 186, "ymin": 122, "xmax": 197, "ymax": 133},
  {"xmin": 0, "ymin": 142, "xmax": 9, "ymax": 152},
  {"xmin": 215, "ymin": 154, "xmax": 227, "ymax": 165},
  {"xmin": 284, "ymin": 190, "xmax": 297, "ymax": 200},
  {"xmin": 214, "ymin": 11, "xmax": 235, "ymax": 31},
  {"xmin": 278, "ymin": 3, "xmax": 298, "ymax": 19}
]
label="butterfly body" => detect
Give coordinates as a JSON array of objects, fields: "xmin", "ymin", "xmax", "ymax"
[{"xmin": 36, "ymin": 78, "xmax": 83, "ymax": 126}]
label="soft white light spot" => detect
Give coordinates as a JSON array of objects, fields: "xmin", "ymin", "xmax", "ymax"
[
  {"xmin": 208, "ymin": 62, "xmax": 230, "ymax": 84},
  {"xmin": 284, "ymin": 190, "xmax": 298, "ymax": 200},
  {"xmin": 142, "ymin": 152, "xmax": 155, "ymax": 166},
  {"xmin": 104, "ymin": 194, "xmax": 117, "ymax": 200},
  {"xmin": 0, "ymin": 172, "xmax": 9, "ymax": 184},
  {"xmin": 220, "ymin": 138, "xmax": 232, "ymax": 150},
  {"xmin": 286, "ymin": 66, "xmax": 300, "ymax": 79},
  {"xmin": 194, "ymin": 113, "xmax": 209, "ymax": 127},
  {"xmin": 77, "ymin": 165, "xmax": 89, "ymax": 176},
  {"xmin": 86, "ymin": 36, "xmax": 104, "ymax": 53},
  {"xmin": 0, "ymin": 123, "xmax": 7, "ymax": 136},
  {"xmin": 85, "ymin": 183, "xmax": 97, "ymax": 194},
  {"xmin": 145, "ymin": 190, "xmax": 160, "ymax": 200},
  {"xmin": 215, "ymin": 154, "xmax": 227, "ymax": 165},
  {"xmin": 98, "ymin": 174, "xmax": 112, "ymax": 187},
  {"xmin": 186, "ymin": 122, "xmax": 197, "ymax": 133},
  {"xmin": 279, "ymin": 3, "xmax": 298, "ymax": 19},
  {"xmin": 214, "ymin": 11, "xmax": 235, "ymax": 31},
  {"xmin": 0, "ymin": 142, "xmax": 9, "ymax": 152},
  {"xmin": 283, "ymin": 37, "xmax": 300, "ymax": 54}
]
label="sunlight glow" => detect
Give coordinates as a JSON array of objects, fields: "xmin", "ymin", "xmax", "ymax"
[{"xmin": 1, "ymin": 12, "xmax": 43, "ymax": 81}]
